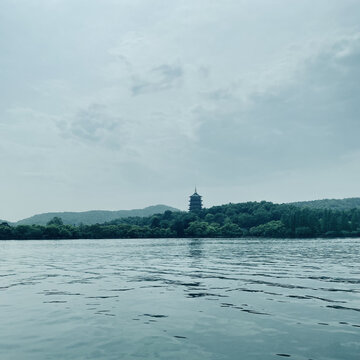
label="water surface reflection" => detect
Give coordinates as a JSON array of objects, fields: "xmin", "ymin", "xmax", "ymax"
[{"xmin": 0, "ymin": 238, "xmax": 359, "ymax": 360}]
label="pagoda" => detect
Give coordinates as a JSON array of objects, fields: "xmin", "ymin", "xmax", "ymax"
[{"xmin": 189, "ymin": 187, "xmax": 203, "ymax": 212}]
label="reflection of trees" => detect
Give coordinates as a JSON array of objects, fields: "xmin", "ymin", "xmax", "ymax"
[
  {"xmin": 184, "ymin": 239, "xmax": 208, "ymax": 299},
  {"xmin": 188, "ymin": 238, "xmax": 204, "ymax": 259}
]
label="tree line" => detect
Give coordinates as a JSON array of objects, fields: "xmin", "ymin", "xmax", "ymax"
[{"xmin": 2, "ymin": 201, "xmax": 360, "ymax": 240}]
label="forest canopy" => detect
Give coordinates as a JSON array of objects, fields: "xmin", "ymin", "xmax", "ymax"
[{"xmin": 2, "ymin": 201, "xmax": 360, "ymax": 240}]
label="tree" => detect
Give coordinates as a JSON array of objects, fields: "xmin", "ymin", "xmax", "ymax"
[
  {"xmin": 185, "ymin": 221, "xmax": 217, "ymax": 237},
  {"xmin": 219, "ymin": 223, "xmax": 243, "ymax": 237},
  {"xmin": 0, "ymin": 223, "xmax": 13, "ymax": 239},
  {"xmin": 47, "ymin": 217, "xmax": 64, "ymax": 226},
  {"xmin": 171, "ymin": 219, "xmax": 185, "ymax": 236},
  {"xmin": 295, "ymin": 227, "xmax": 313, "ymax": 238},
  {"xmin": 43, "ymin": 225, "xmax": 61, "ymax": 239},
  {"xmin": 150, "ymin": 217, "xmax": 161, "ymax": 228},
  {"xmin": 250, "ymin": 221, "xmax": 287, "ymax": 238}
]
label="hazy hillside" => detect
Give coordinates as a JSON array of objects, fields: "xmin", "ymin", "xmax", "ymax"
[
  {"xmin": 290, "ymin": 198, "xmax": 360, "ymax": 210},
  {"xmin": 10, "ymin": 198, "xmax": 360, "ymax": 226},
  {"xmin": 16, "ymin": 205, "xmax": 179, "ymax": 226}
]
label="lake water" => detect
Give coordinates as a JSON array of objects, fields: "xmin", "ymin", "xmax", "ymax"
[{"xmin": 0, "ymin": 238, "xmax": 359, "ymax": 360}]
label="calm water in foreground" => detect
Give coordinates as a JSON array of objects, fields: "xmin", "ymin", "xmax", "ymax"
[{"xmin": 0, "ymin": 238, "xmax": 359, "ymax": 360}]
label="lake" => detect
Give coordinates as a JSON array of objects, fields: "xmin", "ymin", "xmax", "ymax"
[{"xmin": 0, "ymin": 238, "xmax": 359, "ymax": 359}]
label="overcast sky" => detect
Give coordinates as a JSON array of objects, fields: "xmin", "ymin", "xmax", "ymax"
[{"xmin": 1, "ymin": 0, "xmax": 360, "ymax": 221}]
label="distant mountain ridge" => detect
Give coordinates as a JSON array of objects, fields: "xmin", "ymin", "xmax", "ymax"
[
  {"xmin": 15, "ymin": 205, "xmax": 179, "ymax": 226},
  {"xmin": 289, "ymin": 197, "xmax": 360, "ymax": 211},
  {"xmin": 6, "ymin": 198, "xmax": 360, "ymax": 226}
]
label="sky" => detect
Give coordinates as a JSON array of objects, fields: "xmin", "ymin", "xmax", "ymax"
[{"xmin": 1, "ymin": 0, "xmax": 360, "ymax": 221}]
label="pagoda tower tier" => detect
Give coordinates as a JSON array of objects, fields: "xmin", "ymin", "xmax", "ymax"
[{"xmin": 189, "ymin": 187, "xmax": 203, "ymax": 212}]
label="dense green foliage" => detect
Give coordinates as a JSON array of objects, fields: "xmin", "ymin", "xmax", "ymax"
[
  {"xmin": 14, "ymin": 205, "xmax": 179, "ymax": 226},
  {"xmin": 2, "ymin": 201, "xmax": 360, "ymax": 240},
  {"xmin": 290, "ymin": 197, "xmax": 360, "ymax": 211}
]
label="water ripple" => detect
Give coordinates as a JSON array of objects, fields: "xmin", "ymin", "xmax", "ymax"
[{"xmin": 0, "ymin": 238, "xmax": 359, "ymax": 360}]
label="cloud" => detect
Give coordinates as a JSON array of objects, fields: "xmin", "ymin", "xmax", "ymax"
[
  {"xmin": 58, "ymin": 104, "xmax": 125, "ymax": 147},
  {"xmin": 189, "ymin": 33, "xmax": 360, "ymax": 182},
  {"xmin": 131, "ymin": 64, "xmax": 183, "ymax": 95},
  {"xmin": 2, "ymin": 0, "xmax": 360, "ymax": 219}
]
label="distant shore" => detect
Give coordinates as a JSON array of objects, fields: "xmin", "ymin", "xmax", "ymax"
[{"xmin": 2, "ymin": 201, "xmax": 360, "ymax": 240}]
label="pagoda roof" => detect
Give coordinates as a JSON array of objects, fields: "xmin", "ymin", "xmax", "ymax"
[{"xmin": 190, "ymin": 186, "xmax": 201, "ymax": 197}]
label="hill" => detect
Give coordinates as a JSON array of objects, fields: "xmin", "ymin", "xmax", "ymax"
[
  {"xmin": 15, "ymin": 205, "xmax": 179, "ymax": 226},
  {"xmin": 289, "ymin": 197, "xmax": 360, "ymax": 211}
]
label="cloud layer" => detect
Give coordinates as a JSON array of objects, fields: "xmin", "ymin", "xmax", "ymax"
[{"xmin": 1, "ymin": 0, "xmax": 360, "ymax": 220}]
